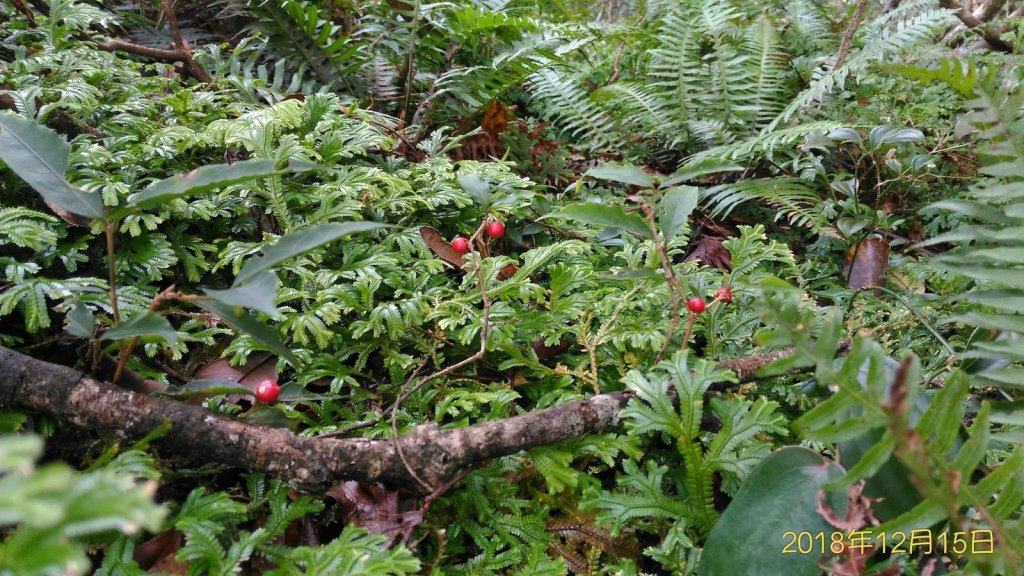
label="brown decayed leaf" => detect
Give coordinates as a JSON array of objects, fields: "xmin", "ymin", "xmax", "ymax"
[
  {"xmin": 326, "ymin": 481, "xmax": 423, "ymax": 546},
  {"xmin": 844, "ymin": 237, "xmax": 890, "ymax": 291},
  {"xmin": 419, "ymin": 226, "xmax": 467, "ymax": 268}
]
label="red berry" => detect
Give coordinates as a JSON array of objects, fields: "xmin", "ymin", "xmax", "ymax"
[
  {"xmin": 451, "ymin": 236, "xmax": 470, "ymax": 254},
  {"xmin": 486, "ymin": 220, "xmax": 505, "ymax": 238},
  {"xmin": 686, "ymin": 297, "xmax": 706, "ymax": 313},
  {"xmin": 715, "ymin": 287, "xmax": 733, "ymax": 303},
  {"xmin": 254, "ymin": 379, "xmax": 280, "ymax": 403}
]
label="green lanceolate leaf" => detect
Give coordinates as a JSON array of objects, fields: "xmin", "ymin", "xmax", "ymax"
[
  {"xmin": 868, "ymin": 126, "xmax": 925, "ymax": 147},
  {"xmin": 585, "ymin": 162, "xmax": 653, "ymax": 188},
  {"xmin": 544, "ymin": 203, "xmax": 652, "ymax": 239},
  {"xmin": 0, "ymin": 114, "xmax": 105, "ymax": 220},
  {"xmin": 204, "ymin": 271, "xmax": 281, "ymax": 318},
  {"xmin": 657, "ymin": 185, "xmax": 698, "ymax": 242},
  {"xmin": 700, "ymin": 447, "xmax": 845, "ymax": 576},
  {"xmin": 65, "ymin": 300, "xmax": 95, "ymax": 338},
  {"xmin": 163, "ymin": 380, "xmax": 255, "ymax": 399},
  {"xmin": 233, "ymin": 221, "xmax": 389, "ymax": 287},
  {"xmin": 195, "ymin": 299, "xmax": 298, "ymax": 365},
  {"xmin": 457, "ymin": 172, "xmax": 492, "ymax": 205},
  {"xmin": 661, "ymin": 158, "xmax": 743, "ymax": 187},
  {"xmin": 101, "ymin": 311, "xmax": 178, "ymax": 344},
  {"xmin": 128, "ymin": 159, "xmax": 315, "ymax": 210}
]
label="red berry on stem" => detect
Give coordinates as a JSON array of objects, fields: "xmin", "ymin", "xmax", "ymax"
[
  {"xmin": 254, "ymin": 379, "xmax": 280, "ymax": 403},
  {"xmin": 451, "ymin": 236, "xmax": 470, "ymax": 254},
  {"xmin": 686, "ymin": 297, "xmax": 706, "ymax": 313},
  {"xmin": 715, "ymin": 287, "xmax": 733, "ymax": 303},
  {"xmin": 486, "ymin": 220, "xmax": 505, "ymax": 238}
]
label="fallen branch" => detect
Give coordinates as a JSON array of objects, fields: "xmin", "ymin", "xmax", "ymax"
[
  {"xmin": 0, "ymin": 342, "xmax": 847, "ymax": 494},
  {"xmin": 96, "ymin": 39, "xmax": 211, "ymax": 83},
  {"xmin": 939, "ymin": 0, "xmax": 1014, "ymax": 52}
]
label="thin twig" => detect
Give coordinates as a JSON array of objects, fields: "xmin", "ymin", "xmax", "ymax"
[
  {"xmin": 834, "ymin": 0, "xmax": 871, "ymax": 71},
  {"xmin": 390, "ymin": 219, "xmax": 494, "ymax": 491},
  {"xmin": 111, "ymin": 286, "xmax": 180, "ymax": 386},
  {"xmin": 642, "ymin": 204, "xmax": 687, "ymax": 362}
]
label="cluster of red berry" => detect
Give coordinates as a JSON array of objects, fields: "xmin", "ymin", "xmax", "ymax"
[
  {"xmin": 686, "ymin": 287, "xmax": 733, "ymax": 314},
  {"xmin": 451, "ymin": 220, "xmax": 504, "ymax": 254}
]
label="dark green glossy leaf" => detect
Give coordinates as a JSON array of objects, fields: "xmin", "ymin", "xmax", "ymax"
[
  {"xmin": 657, "ymin": 185, "xmax": 698, "ymax": 241},
  {"xmin": 700, "ymin": 447, "xmax": 845, "ymax": 576},
  {"xmin": 129, "ymin": 159, "xmax": 308, "ymax": 209},
  {"xmin": 234, "ymin": 221, "xmax": 389, "ymax": 287},
  {"xmin": 0, "ymin": 114, "xmax": 105, "ymax": 220},
  {"xmin": 457, "ymin": 172, "xmax": 492, "ymax": 205},
  {"xmin": 195, "ymin": 299, "xmax": 298, "ymax": 365},
  {"xmin": 545, "ymin": 203, "xmax": 652, "ymax": 239},
  {"xmin": 584, "ymin": 163, "xmax": 652, "ymax": 188},
  {"xmin": 101, "ymin": 311, "xmax": 178, "ymax": 344},
  {"xmin": 204, "ymin": 271, "xmax": 280, "ymax": 318},
  {"xmin": 868, "ymin": 126, "xmax": 924, "ymax": 147},
  {"xmin": 662, "ymin": 159, "xmax": 742, "ymax": 186},
  {"xmin": 65, "ymin": 301, "xmax": 94, "ymax": 338},
  {"xmin": 162, "ymin": 380, "xmax": 254, "ymax": 399}
]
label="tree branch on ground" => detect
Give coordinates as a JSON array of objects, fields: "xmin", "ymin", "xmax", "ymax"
[
  {"xmin": 0, "ymin": 342, "xmax": 848, "ymax": 494},
  {"xmin": 939, "ymin": 0, "xmax": 1014, "ymax": 52}
]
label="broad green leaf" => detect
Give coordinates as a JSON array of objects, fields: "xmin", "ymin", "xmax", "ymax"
[
  {"xmin": 162, "ymin": 380, "xmax": 255, "ymax": 398},
  {"xmin": 457, "ymin": 172, "xmax": 492, "ymax": 205},
  {"xmin": 195, "ymin": 299, "xmax": 298, "ymax": 365},
  {"xmin": 0, "ymin": 114, "xmax": 105, "ymax": 220},
  {"xmin": 204, "ymin": 271, "xmax": 280, "ymax": 318},
  {"xmin": 584, "ymin": 163, "xmax": 652, "ymax": 188},
  {"xmin": 544, "ymin": 203, "xmax": 652, "ymax": 239},
  {"xmin": 101, "ymin": 312, "xmax": 178, "ymax": 344},
  {"xmin": 657, "ymin": 185, "xmax": 698, "ymax": 241},
  {"xmin": 65, "ymin": 301, "xmax": 95, "ymax": 338},
  {"xmin": 991, "ymin": 401, "xmax": 1024, "ymax": 426},
  {"xmin": 869, "ymin": 126, "xmax": 924, "ymax": 147},
  {"xmin": 234, "ymin": 221, "xmax": 389, "ymax": 287},
  {"xmin": 700, "ymin": 447, "xmax": 845, "ymax": 576},
  {"xmin": 827, "ymin": 127, "xmax": 862, "ymax": 143},
  {"xmin": 128, "ymin": 159, "xmax": 309, "ymax": 209},
  {"xmin": 174, "ymin": 380, "xmax": 244, "ymax": 404},
  {"xmin": 661, "ymin": 158, "xmax": 742, "ymax": 187},
  {"xmin": 0, "ymin": 435, "xmax": 43, "ymax": 471}
]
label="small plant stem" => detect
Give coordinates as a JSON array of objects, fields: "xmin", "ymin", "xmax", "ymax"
[
  {"xmin": 834, "ymin": 0, "xmax": 870, "ymax": 70},
  {"xmin": 846, "ymin": 285, "xmax": 955, "ymax": 356},
  {"xmin": 391, "ymin": 220, "xmax": 492, "ymax": 492},
  {"xmin": 111, "ymin": 287, "xmax": 188, "ymax": 386},
  {"xmin": 681, "ymin": 312, "xmax": 696, "ymax": 351},
  {"xmin": 105, "ymin": 221, "xmax": 121, "ymax": 325},
  {"xmin": 642, "ymin": 204, "xmax": 687, "ymax": 362},
  {"xmin": 586, "ymin": 286, "xmax": 642, "ymax": 393}
]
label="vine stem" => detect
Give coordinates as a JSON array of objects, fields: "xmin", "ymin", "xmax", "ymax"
[
  {"xmin": 390, "ymin": 219, "xmax": 492, "ymax": 492},
  {"xmin": 642, "ymin": 203, "xmax": 687, "ymax": 362},
  {"xmin": 111, "ymin": 288, "xmax": 197, "ymax": 386},
  {"xmin": 834, "ymin": 0, "xmax": 870, "ymax": 70}
]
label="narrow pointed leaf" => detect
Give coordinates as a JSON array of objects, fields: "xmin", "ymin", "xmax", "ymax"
[
  {"xmin": 657, "ymin": 185, "xmax": 698, "ymax": 241},
  {"xmin": 0, "ymin": 114, "xmax": 104, "ymax": 220},
  {"xmin": 544, "ymin": 203, "xmax": 652, "ymax": 239},
  {"xmin": 204, "ymin": 271, "xmax": 281, "ymax": 318},
  {"xmin": 129, "ymin": 159, "xmax": 314, "ymax": 209},
  {"xmin": 101, "ymin": 311, "xmax": 178, "ymax": 344},
  {"xmin": 585, "ymin": 163, "xmax": 653, "ymax": 188},
  {"xmin": 234, "ymin": 221, "xmax": 389, "ymax": 287},
  {"xmin": 195, "ymin": 299, "xmax": 298, "ymax": 365},
  {"xmin": 65, "ymin": 301, "xmax": 95, "ymax": 338},
  {"xmin": 457, "ymin": 172, "xmax": 492, "ymax": 205}
]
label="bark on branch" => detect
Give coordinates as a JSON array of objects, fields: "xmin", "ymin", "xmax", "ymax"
[
  {"xmin": 0, "ymin": 344, "xmax": 842, "ymax": 494},
  {"xmin": 939, "ymin": 0, "xmax": 1014, "ymax": 52}
]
